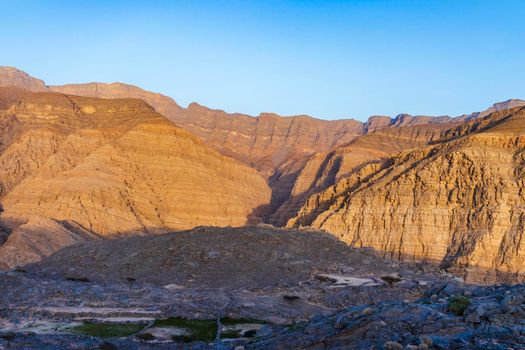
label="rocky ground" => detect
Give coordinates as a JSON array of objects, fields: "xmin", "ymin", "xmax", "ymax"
[
  {"xmin": 24, "ymin": 226, "xmax": 425, "ymax": 288},
  {"xmin": 0, "ymin": 227, "xmax": 523, "ymax": 349}
]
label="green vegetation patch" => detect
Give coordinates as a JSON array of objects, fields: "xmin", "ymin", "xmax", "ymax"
[
  {"xmin": 448, "ymin": 295, "xmax": 471, "ymax": 316},
  {"xmin": 220, "ymin": 330, "xmax": 242, "ymax": 339},
  {"xmin": 68, "ymin": 322, "xmax": 144, "ymax": 338},
  {"xmin": 220, "ymin": 317, "xmax": 266, "ymax": 325},
  {"xmin": 154, "ymin": 318, "xmax": 217, "ymax": 342}
]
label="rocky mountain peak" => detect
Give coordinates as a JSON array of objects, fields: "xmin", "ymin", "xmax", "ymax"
[{"xmin": 0, "ymin": 66, "xmax": 48, "ymax": 91}]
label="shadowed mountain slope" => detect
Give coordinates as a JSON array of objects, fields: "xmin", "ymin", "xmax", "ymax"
[
  {"xmin": 288, "ymin": 106, "xmax": 525, "ymax": 283},
  {"xmin": 270, "ymin": 121, "xmax": 463, "ymax": 225}
]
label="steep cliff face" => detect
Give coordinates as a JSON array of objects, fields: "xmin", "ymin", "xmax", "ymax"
[
  {"xmin": 0, "ymin": 67, "xmax": 465, "ymax": 215},
  {"xmin": 172, "ymin": 103, "xmax": 369, "ymax": 213},
  {"xmin": 0, "ymin": 87, "xmax": 271, "ymax": 266},
  {"xmin": 459, "ymin": 99, "xmax": 525, "ymax": 121},
  {"xmin": 270, "ymin": 122, "xmax": 462, "ymax": 225},
  {"xmin": 0, "ymin": 67, "xmax": 48, "ymax": 92},
  {"xmin": 2, "ymin": 67, "xmax": 524, "ymax": 223},
  {"xmin": 172, "ymin": 103, "xmax": 365, "ymax": 176},
  {"xmin": 49, "ymin": 82, "xmax": 185, "ymax": 123},
  {"xmin": 288, "ymin": 107, "xmax": 525, "ymax": 282}
]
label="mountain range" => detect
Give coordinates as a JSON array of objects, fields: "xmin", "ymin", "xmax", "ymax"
[{"xmin": 1, "ymin": 66, "xmax": 525, "ymax": 282}]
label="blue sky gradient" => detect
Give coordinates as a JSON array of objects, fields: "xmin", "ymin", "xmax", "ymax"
[{"xmin": 1, "ymin": 0, "xmax": 524, "ymax": 120}]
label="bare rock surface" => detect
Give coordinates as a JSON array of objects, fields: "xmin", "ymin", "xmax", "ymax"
[
  {"xmin": 289, "ymin": 106, "xmax": 525, "ymax": 283},
  {"xmin": 0, "ymin": 87, "xmax": 270, "ymax": 267},
  {"xmin": 0, "ymin": 66, "xmax": 48, "ymax": 91},
  {"xmin": 26, "ymin": 226, "xmax": 415, "ymax": 288},
  {"xmin": 0, "ymin": 217, "xmax": 97, "ymax": 269},
  {"xmin": 1, "ymin": 227, "xmax": 524, "ymax": 349},
  {"xmin": 2, "ymin": 67, "xmax": 525, "ymax": 349},
  {"xmin": 249, "ymin": 283, "xmax": 525, "ymax": 350},
  {"xmin": 3, "ymin": 67, "xmax": 522, "ymax": 226},
  {"xmin": 0, "ymin": 227, "xmax": 469, "ymax": 349},
  {"xmin": 270, "ymin": 121, "xmax": 461, "ymax": 225},
  {"xmin": 3, "ymin": 67, "xmax": 506, "ymax": 217}
]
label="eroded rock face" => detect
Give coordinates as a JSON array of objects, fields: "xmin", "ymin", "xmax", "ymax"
[
  {"xmin": 0, "ymin": 217, "xmax": 97, "ymax": 269},
  {"xmin": 49, "ymin": 82, "xmax": 185, "ymax": 124},
  {"xmin": 0, "ymin": 67, "xmax": 476, "ymax": 216},
  {"xmin": 270, "ymin": 122, "xmax": 462, "ymax": 226},
  {"xmin": 0, "ymin": 87, "xmax": 271, "ymax": 266},
  {"xmin": 289, "ymin": 107, "xmax": 525, "ymax": 283},
  {"xmin": 0, "ymin": 67, "xmax": 48, "ymax": 92},
  {"xmin": 460, "ymin": 98, "xmax": 525, "ymax": 120}
]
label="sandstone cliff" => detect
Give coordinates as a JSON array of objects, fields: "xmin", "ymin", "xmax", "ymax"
[
  {"xmin": 0, "ymin": 67, "xmax": 48, "ymax": 92},
  {"xmin": 289, "ymin": 107, "xmax": 525, "ymax": 282},
  {"xmin": 2, "ymin": 67, "xmax": 524, "ymax": 224},
  {"xmin": 0, "ymin": 67, "xmax": 471, "ymax": 215},
  {"xmin": 271, "ymin": 121, "xmax": 461, "ymax": 225},
  {"xmin": 459, "ymin": 99, "xmax": 525, "ymax": 121},
  {"xmin": 0, "ymin": 87, "xmax": 271, "ymax": 266}
]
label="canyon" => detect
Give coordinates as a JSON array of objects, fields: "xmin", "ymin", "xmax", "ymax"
[
  {"xmin": 1, "ymin": 67, "xmax": 525, "ymax": 349},
  {"xmin": 0, "ymin": 67, "xmax": 492, "ymax": 215}
]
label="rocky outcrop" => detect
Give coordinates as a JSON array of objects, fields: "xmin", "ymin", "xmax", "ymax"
[
  {"xmin": 270, "ymin": 122, "xmax": 462, "ymax": 225},
  {"xmin": 0, "ymin": 68, "xmax": 364, "ymax": 177},
  {"xmin": 49, "ymin": 82, "xmax": 185, "ymax": 124},
  {"xmin": 251, "ymin": 283, "xmax": 525, "ymax": 349},
  {"xmin": 26, "ymin": 225, "xmax": 403, "ymax": 288},
  {"xmin": 289, "ymin": 107, "xmax": 525, "ymax": 282},
  {"xmin": 0, "ymin": 67, "xmax": 48, "ymax": 92},
  {"xmin": 0, "ymin": 217, "xmax": 97, "ymax": 269},
  {"xmin": 0, "ymin": 87, "xmax": 271, "ymax": 267},
  {"xmin": 459, "ymin": 98, "xmax": 525, "ymax": 121}
]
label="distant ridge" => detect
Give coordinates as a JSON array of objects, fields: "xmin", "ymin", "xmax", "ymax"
[{"xmin": 1, "ymin": 66, "xmax": 523, "ymax": 218}]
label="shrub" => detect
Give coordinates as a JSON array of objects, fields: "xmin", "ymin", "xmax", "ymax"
[
  {"xmin": 448, "ymin": 295, "xmax": 471, "ymax": 316},
  {"xmin": 68, "ymin": 322, "xmax": 144, "ymax": 338},
  {"xmin": 172, "ymin": 335, "xmax": 193, "ymax": 343}
]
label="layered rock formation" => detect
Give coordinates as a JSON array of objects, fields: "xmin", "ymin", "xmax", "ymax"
[
  {"xmin": 0, "ymin": 67, "xmax": 47, "ymax": 92},
  {"xmin": 0, "ymin": 87, "xmax": 270, "ymax": 266},
  {"xmin": 1, "ymin": 67, "xmax": 485, "ymax": 215},
  {"xmin": 3, "ymin": 67, "xmax": 525, "ymax": 281},
  {"xmin": 271, "ymin": 121, "xmax": 462, "ymax": 225},
  {"xmin": 0, "ymin": 217, "xmax": 97, "ymax": 269},
  {"xmin": 49, "ymin": 81, "xmax": 185, "ymax": 122},
  {"xmin": 460, "ymin": 98, "xmax": 525, "ymax": 120},
  {"xmin": 289, "ymin": 106, "xmax": 525, "ymax": 282}
]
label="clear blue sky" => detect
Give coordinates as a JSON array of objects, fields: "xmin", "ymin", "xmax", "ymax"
[{"xmin": 1, "ymin": 0, "xmax": 524, "ymax": 120}]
